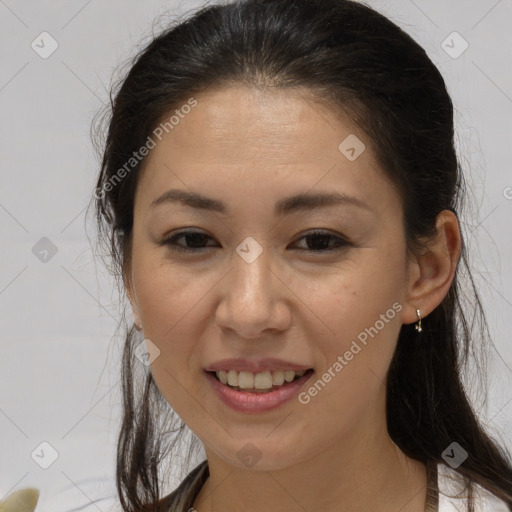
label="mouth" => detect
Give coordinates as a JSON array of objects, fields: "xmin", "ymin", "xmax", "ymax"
[{"xmin": 206, "ymin": 368, "xmax": 315, "ymax": 393}]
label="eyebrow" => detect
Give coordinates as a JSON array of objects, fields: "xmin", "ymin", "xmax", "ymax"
[{"xmin": 150, "ymin": 188, "xmax": 372, "ymax": 215}]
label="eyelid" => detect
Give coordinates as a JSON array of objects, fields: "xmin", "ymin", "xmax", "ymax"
[
  {"xmin": 157, "ymin": 229, "xmax": 216, "ymax": 251},
  {"xmin": 158, "ymin": 228, "xmax": 351, "ymax": 253}
]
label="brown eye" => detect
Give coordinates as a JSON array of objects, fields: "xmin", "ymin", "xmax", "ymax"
[
  {"xmin": 292, "ymin": 230, "xmax": 351, "ymax": 253},
  {"xmin": 159, "ymin": 229, "xmax": 351, "ymax": 254},
  {"xmin": 159, "ymin": 230, "xmax": 218, "ymax": 252}
]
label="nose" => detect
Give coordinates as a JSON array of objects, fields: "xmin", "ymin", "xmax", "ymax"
[{"xmin": 215, "ymin": 244, "xmax": 292, "ymax": 339}]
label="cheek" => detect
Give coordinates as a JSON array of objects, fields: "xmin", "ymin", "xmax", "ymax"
[
  {"xmin": 131, "ymin": 262, "xmax": 209, "ymax": 413},
  {"xmin": 309, "ymin": 250, "xmax": 404, "ymax": 334},
  {"xmin": 303, "ymin": 251, "xmax": 406, "ymax": 385},
  {"xmin": 295, "ymin": 276, "xmax": 403, "ymax": 436},
  {"xmin": 130, "ymin": 254, "xmax": 209, "ymax": 368},
  {"xmin": 132, "ymin": 245, "xmax": 200, "ymax": 327}
]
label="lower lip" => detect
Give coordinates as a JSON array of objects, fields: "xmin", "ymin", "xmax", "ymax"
[{"xmin": 204, "ymin": 370, "xmax": 314, "ymax": 413}]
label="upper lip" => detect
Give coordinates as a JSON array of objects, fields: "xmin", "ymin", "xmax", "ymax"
[{"xmin": 205, "ymin": 358, "xmax": 313, "ymax": 373}]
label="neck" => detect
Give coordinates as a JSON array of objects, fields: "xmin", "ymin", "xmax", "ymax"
[{"xmin": 192, "ymin": 417, "xmax": 427, "ymax": 512}]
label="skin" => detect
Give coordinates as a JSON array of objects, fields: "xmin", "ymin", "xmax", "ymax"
[{"xmin": 125, "ymin": 85, "xmax": 461, "ymax": 512}]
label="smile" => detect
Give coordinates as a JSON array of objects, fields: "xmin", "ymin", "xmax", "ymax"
[
  {"xmin": 214, "ymin": 369, "xmax": 309, "ymax": 392},
  {"xmin": 205, "ymin": 369, "xmax": 315, "ymax": 413}
]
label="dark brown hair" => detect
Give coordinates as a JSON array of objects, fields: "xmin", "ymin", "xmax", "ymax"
[{"xmin": 91, "ymin": 0, "xmax": 512, "ymax": 510}]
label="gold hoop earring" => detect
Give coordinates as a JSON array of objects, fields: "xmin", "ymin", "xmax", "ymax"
[{"xmin": 414, "ymin": 309, "xmax": 422, "ymax": 332}]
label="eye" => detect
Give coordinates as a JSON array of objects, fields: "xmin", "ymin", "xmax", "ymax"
[
  {"xmin": 159, "ymin": 229, "xmax": 351, "ymax": 253},
  {"xmin": 159, "ymin": 230, "xmax": 218, "ymax": 252},
  {"xmin": 292, "ymin": 230, "xmax": 351, "ymax": 252}
]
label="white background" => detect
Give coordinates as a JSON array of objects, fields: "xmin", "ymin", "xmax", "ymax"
[{"xmin": 1, "ymin": 1, "xmax": 511, "ymax": 510}]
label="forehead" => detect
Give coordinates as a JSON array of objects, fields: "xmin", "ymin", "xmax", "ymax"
[
  {"xmin": 136, "ymin": 85, "xmax": 400, "ymax": 217},
  {"xmin": 149, "ymin": 86, "xmax": 359, "ymax": 164}
]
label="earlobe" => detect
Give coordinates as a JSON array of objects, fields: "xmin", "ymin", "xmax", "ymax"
[{"xmin": 402, "ymin": 210, "xmax": 461, "ymax": 327}]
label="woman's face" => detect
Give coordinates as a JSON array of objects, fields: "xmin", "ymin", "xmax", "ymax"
[{"xmin": 127, "ymin": 85, "xmax": 416, "ymax": 470}]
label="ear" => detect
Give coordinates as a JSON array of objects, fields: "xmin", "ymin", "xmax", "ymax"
[
  {"xmin": 402, "ymin": 210, "xmax": 461, "ymax": 326},
  {"xmin": 124, "ymin": 269, "xmax": 143, "ymax": 332}
]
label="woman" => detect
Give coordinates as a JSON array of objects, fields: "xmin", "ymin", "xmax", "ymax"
[{"xmin": 92, "ymin": 0, "xmax": 512, "ymax": 510}]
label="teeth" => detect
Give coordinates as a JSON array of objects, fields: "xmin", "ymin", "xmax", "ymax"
[
  {"xmin": 227, "ymin": 370, "xmax": 238, "ymax": 386},
  {"xmin": 284, "ymin": 370, "xmax": 295, "ymax": 382},
  {"xmin": 272, "ymin": 371, "xmax": 285, "ymax": 386},
  {"xmin": 215, "ymin": 369, "xmax": 308, "ymax": 390},
  {"xmin": 239, "ymin": 371, "xmax": 255, "ymax": 389}
]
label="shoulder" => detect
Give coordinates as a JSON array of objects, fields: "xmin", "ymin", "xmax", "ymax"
[{"xmin": 437, "ymin": 463, "xmax": 511, "ymax": 511}]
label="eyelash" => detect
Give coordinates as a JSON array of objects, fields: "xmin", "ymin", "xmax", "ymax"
[{"xmin": 158, "ymin": 229, "xmax": 351, "ymax": 254}]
